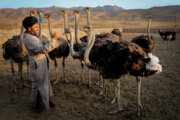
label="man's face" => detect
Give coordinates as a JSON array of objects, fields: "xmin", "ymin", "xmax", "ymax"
[{"xmin": 28, "ymin": 23, "xmax": 39, "ymax": 36}]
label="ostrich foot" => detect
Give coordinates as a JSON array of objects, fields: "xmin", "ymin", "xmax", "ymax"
[
  {"xmin": 110, "ymin": 97, "xmax": 117, "ymax": 104},
  {"xmin": 15, "ymin": 73, "xmax": 20, "ymax": 80},
  {"xmin": 137, "ymin": 105, "xmax": 142, "ymax": 116},
  {"xmin": 77, "ymin": 81, "xmax": 84, "ymax": 86},
  {"xmin": 12, "ymin": 85, "xmax": 17, "ymax": 93},
  {"xmin": 108, "ymin": 107, "xmax": 122, "ymax": 114},
  {"xmin": 62, "ymin": 79, "xmax": 69, "ymax": 84},
  {"xmin": 88, "ymin": 83, "xmax": 92, "ymax": 88},
  {"xmin": 95, "ymin": 93, "xmax": 106, "ymax": 100},
  {"xmin": 95, "ymin": 95, "xmax": 105, "ymax": 100},
  {"xmin": 99, "ymin": 91, "xmax": 104, "ymax": 95},
  {"xmin": 51, "ymin": 79, "xmax": 59, "ymax": 85},
  {"xmin": 23, "ymin": 83, "xmax": 30, "ymax": 88},
  {"xmin": 27, "ymin": 78, "xmax": 33, "ymax": 82}
]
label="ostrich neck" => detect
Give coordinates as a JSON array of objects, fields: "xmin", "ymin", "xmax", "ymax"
[
  {"xmin": 64, "ymin": 14, "xmax": 68, "ymax": 31},
  {"xmin": 19, "ymin": 24, "xmax": 24, "ymax": 43},
  {"xmin": 75, "ymin": 14, "xmax": 82, "ymax": 45},
  {"xmin": 70, "ymin": 32, "xmax": 79, "ymax": 58},
  {"xmin": 84, "ymin": 30, "xmax": 95, "ymax": 67},
  {"xmin": 39, "ymin": 14, "xmax": 42, "ymax": 39},
  {"xmin": 48, "ymin": 17, "xmax": 53, "ymax": 38},
  {"xmin": 147, "ymin": 19, "xmax": 151, "ymax": 39},
  {"xmin": 87, "ymin": 11, "xmax": 90, "ymax": 25}
]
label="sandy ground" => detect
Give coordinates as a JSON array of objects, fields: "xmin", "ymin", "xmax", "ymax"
[{"xmin": 0, "ymin": 30, "xmax": 179, "ymax": 120}]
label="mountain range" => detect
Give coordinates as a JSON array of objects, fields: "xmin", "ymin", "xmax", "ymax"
[{"xmin": 0, "ymin": 5, "xmax": 179, "ymax": 26}]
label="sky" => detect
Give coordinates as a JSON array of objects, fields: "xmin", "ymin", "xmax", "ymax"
[{"xmin": 0, "ymin": 0, "xmax": 179, "ymax": 9}]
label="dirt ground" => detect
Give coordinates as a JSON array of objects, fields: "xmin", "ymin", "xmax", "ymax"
[{"xmin": 0, "ymin": 30, "xmax": 179, "ymax": 120}]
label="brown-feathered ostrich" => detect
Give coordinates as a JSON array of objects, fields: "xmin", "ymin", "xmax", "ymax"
[
  {"xmin": 159, "ymin": 25, "xmax": 177, "ymax": 41},
  {"xmin": 43, "ymin": 13, "xmax": 70, "ymax": 84},
  {"xmin": 2, "ymin": 11, "xmax": 35, "ymax": 93},
  {"xmin": 131, "ymin": 17, "xmax": 154, "ymax": 54},
  {"xmin": 80, "ymin": 25, "xmax": 162, "ymax": 116},
  {"xmin": 111, "ymin": 17, "xmax": 154, "ymax": 103}
]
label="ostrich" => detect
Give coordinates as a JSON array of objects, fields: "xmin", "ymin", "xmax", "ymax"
[
  {"xmin": 131, "ymin": 17, "xmax": 154, "ymax": 54},
  {"xmin": 2, "ymin": 11, "xmax": 35, "ymax": 92},
  {"xmin": 109, "ymin": 16, "xmax": 156, "ymax": 105},
  {"xmin": 73, "ymin": 10, "xmax": 94, "ymax": 87},
  {"xmin": 81, "ymin": 8, "xmax": 123, "ymax": 88},
  {"xmin": 59, "ymin": 9, "xmax": 92, "ymax": 86},
  {"xmin": 80, "ymin": 25, "xmax": 162, "ymax": 116},
  {"xmin": 44, "ymin": 13, "xmax": 70, "ymax": 84},
  {"xmin": 159, "ymin": 25, "xmax": 177, "ymax": 41}
]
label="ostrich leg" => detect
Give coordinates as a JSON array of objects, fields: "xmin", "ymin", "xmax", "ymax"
[
  {"xmin": 10, "ymin": 58, "xmax": 16, "ymax": 93},
  {"xmin": 96, "ymin": 78, "xmax": 107, "ymax": 100},
  {"xmin": 52, "ymin": 58, "xmax": 59, "ymax": 84},
  {"xmin": 78, "ymin": 60, "xmax": 85, "ymax": 85},
  {"xmin": 88, "ymin": 68, "xmax": 92, "ymax": 87},
  {"xmin": 108, "ymin": 79, "xmax": 122, "ymax": 114},
  {"xmin": 62, "ymin": 57, "xmax": 69, "ymax": 84},
  {"xmin": 137, "ymin": 77, "xmax": 143, "ymax": 116},
  {"xmin": 99, "ymin": 72, "xmax": 103, "ymax": 88},
  {"xmin": 18, "ymin": 62, "xmax": 30, "ymax": 87},
  {"xmin": 111, "ymin": 79, "xmax": 118, "ymax": 104}
]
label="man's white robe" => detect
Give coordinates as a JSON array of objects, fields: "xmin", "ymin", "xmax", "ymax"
[{"xmin": 23, "ymin": 32, "xmax": 59, "ymax": 109}]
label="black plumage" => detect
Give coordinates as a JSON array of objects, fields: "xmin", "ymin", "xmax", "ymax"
[
  {"xmin": 48, "ymin": 37, "xmax": 69, "ymax": 60},
  {"xmin": 131, "ymin": 35, "xmax": 154, "ymax": 53},
  {"xmin": 3, "ymin": 36, "xmax": 28, "ymax": 62}
]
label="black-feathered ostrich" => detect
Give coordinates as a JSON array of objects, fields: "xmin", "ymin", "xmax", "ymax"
[
  {"xmin": 159, "ymin": 25, "xmax": 177, "ymax": 41},
  {"xmin": 110, "ymin": 17, "xmax": 155, "ymax": 103},
  {"xmin": 81, "ymin": 7, "xmax": 123, "ymax": 88},
  {"xmin": 41, "ymin": 12, "xmax": 70, "ymax": 84},
  {"xmin": 110, "ymin": 16, "xmax": 156, "ymax": 104},
  {"xmin": 80, "ymin": 25, "xmax": 162, "ymax": 116},
  {"xmin": 2, "ymin": 11, "xmax": 35, "ymax": 93}
]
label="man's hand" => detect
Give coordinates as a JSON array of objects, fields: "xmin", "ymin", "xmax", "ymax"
[{"xmin": 53, "ymin": 32, "xmax": 59, "ymax": 40}]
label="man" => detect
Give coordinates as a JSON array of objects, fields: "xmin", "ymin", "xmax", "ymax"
[{"xmin": 22, "ymin": 16, "xmax": 60, "ymax": 113}]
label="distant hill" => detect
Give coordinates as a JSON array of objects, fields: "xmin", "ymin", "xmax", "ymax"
[{"xmin": 0, "ymin": 5, "xmax": 179, "ymax": 28}]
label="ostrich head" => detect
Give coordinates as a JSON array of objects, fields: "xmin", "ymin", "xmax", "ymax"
[
  {"xmin": 83, "ymin": 7, "xmax": 90, "ymax": 13},
  {"xmin": 37, "ymin": 11, "xmax": 43, "ymax": 15},
  {"xmin": 44, "ymin": 13, "xmax": 51, "ymax": 19},
  {"xmin": 63, "ymin": 28, "xmax": 73, "ymax": 35},
  {"xmin": 82, "ymin": 25, "xmax": 92, "ymax": 34},
  {"xmin": 146, "ymin": 16, "xmax": 151, "ymax": 20},
  {"xmin": 58, "ymin": 10, "xmax": 67, "ymax": 17},
  {"xmin": 73, "ymin": 10, "xmax": 80, "ymax": 16}
]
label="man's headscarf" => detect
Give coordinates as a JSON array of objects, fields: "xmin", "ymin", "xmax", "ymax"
[{"xmin": 23, "ymin": 16, "xmax": 38, "ymax": 30}]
